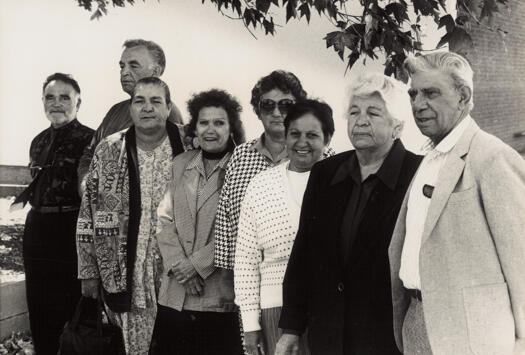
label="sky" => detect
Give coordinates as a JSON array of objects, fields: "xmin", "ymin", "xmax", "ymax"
[{"xmin": 0, "ymin": 0, "xmax": 429, "ymax": 166}]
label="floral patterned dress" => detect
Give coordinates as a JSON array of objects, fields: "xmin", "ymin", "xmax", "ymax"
[{"xmin": 106, "ymin": 137, "xmax": 173, "ymax": 354}]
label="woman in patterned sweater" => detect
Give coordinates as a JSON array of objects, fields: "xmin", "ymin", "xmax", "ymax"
[
  {"xmin": 234, "ymin": 100, "xmax": 335, "ymax": 355},
  {"xmin": 214, "ymin": 71, "xmax": 335, "ymax": 271}
]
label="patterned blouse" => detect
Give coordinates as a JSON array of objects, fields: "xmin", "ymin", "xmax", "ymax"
[
  {"xmin": 131, "ymin": 138, "xmax": 173, "ymax": 309},
  {"xmin": 214, "ymin": 136, "xmax": 335, "ymax": 269}
]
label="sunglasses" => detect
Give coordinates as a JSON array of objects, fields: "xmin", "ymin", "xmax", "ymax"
[{"xmin": 259, "ymin": 99, "xmax": 295, "ymax": 115}]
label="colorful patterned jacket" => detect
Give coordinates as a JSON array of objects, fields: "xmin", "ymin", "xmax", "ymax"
[{"xmin": 76, "ymin": 122, "xmax": 184, "ymax": 311}]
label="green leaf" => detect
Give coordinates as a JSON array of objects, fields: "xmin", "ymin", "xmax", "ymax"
[
  {"xmin": 231, "ymin": 0, "xmax": 242, "ymax": 15},
  {"xmin": 286, "ymin": 0, "xmax": 298, "ymax": 22},
  {"xmin": 299, "ymin": 2, "xmax": 311, "ymax": 22},
  {"xmin": 437, "ymin": 31, "xmax": 452, "ymax": 48},
  {"xmin": 243, "ymin": 8, "xmax": 254, "ymax": 27},
  {"xmin": 326, "ymin": 1, "xmax": 337, "ymax": 20},
  {"xmin": 385, "ymin": 2, "xmax": 408, "ymax": 24},
  {"xmin": 314, "ymin": 0, "xmax": 327, "ymax": 15},
  {"xmin": 438, "ymin": 14, "xmax": 455, "ymax": 33},
  {"xmin": 341, "ymin": 32, "xmax": 359, "ymax": 50},
  {"xmin": 345, "ymin": 51, "xmax": 361, "ymax": 74},
  {"xmin": 347, "ymin": 23, "xmax": 365, "ymax": 37},
  {"xmin": 412, "ymin": 0, "xmax": 439, "ymax": 16},
  {"xmin": 256, "ymin": 0, "xmax": 271, "ymax": 13},
  {"xmin": 263, "ymin": 18, "xmax": 275, "ymax": 34},
  {"xmin": 324, "ymin": 31, "xmax": 340, "ymax": 48}
]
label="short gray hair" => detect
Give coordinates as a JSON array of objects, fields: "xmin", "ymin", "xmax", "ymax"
[
  {"xmin": 123, "ymin": 39, "xmax": 166, "ymax": 75},
  {"xmin": 347, "ymin": 72, "xmax": 413, "ymax": 129},
  {"xmin": 404, "ymin": 52, "xmax": 474, "ymax": 111}
]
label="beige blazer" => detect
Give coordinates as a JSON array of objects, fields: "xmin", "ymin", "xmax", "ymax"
[
  {"xmin": 389, "ymin": 121, "xmax": 525, "ymax": 355},
  {"xmin": 156, "ymin": 150, "xmax": 236, "ymax": 313}
]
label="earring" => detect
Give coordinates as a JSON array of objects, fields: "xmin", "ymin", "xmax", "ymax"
[{"xmin": 192, "ymin": 137, "xmax": 200, "ymax": 149}]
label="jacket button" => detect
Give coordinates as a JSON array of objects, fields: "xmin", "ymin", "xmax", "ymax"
[{"xmin": 337, "ymin": 282, "xmax": 344, "ymax": 292}]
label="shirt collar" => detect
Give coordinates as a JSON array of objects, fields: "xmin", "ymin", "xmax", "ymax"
[
  {"xmin": 186, "ymin": 149, "xmax": 231, "ymax": 175},
  {"xmin": 50, "ymin": 118, "xmax": 79, "ymax": 132},
  {"xmin": 421, "ymin": 115, "xmax": 473, "ymax": 154},
  {"xmin": 249, "ymin": 134, "xmax": 288, "ymax": 163},
  {"xmin": 332, "ymin": 139, "xmax": 406, "ymax": 191}
]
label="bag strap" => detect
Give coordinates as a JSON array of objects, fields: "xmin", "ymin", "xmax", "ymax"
[
  {"xmin": 96, "ymin": 295, "xmax": 104, "ymax": 336},
  {"xmin": 69, "ymin": 297, "xmax": 87, "ymax": 331}
]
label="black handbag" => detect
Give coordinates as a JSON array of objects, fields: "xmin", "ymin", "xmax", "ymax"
[{"xmin": 58, "ymin": 296, "xmax": 125, "ymax": 355}]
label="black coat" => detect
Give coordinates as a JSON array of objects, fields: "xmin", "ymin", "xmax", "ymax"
[{"xmin": 279, "ymin": 140, "xmax": 422, "ymax": 355}]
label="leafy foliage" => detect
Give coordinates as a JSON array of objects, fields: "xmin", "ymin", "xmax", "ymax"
[{"xmin": 76, "ymin": 0, "xmax": 509, "ymax": 77}]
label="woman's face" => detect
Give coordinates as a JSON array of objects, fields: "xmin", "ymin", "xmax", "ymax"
[
  {"xmin": 130, "ymin": 83, "xmax": 172, "ymax": 134},
  {"xmin": 258, "ymin": 88, "xmax": 296, "ymax": 138},
  {"xmin": 286, "ymin": 113, "xmax": 328, "ymax": 173},
  {"xmin": 347, "ymin": 93, "xmax": 399, "ymax": 152},
  {"xmin": 195, "ymin": 106, "xmax": 231, "ymax": 153}
]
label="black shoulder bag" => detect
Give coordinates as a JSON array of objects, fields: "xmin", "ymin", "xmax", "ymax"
[{"xmin": 58, "ymin": 296, "xmax": 125, "ymax": 355}]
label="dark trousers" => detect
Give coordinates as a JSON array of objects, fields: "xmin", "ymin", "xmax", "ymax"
[
  {"xmin": 23, "ymin": 209, "xmax": 81, "ymax": 355},
  {"xmin": 153, "ymin": 304, "xmax": 244, "ymax": 355}
]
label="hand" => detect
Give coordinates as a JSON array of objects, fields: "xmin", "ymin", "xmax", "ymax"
[
  {"xmin": 183, "ymin": 275, "xmax": 205, "ymax": 296},
  {"xmin": 168, "ymin": 258, "xmax": 198, "ymax": 284},
  {"xmin": 244, "ymin": 330, "xmax": 266, "ymax": 355},
  {"xmin": 275, "ymin": 334, "xmax": 300, "ymax": 355},
  {"xmin": 81, "ymin": 279, "xmax": 99, "ymax": 299}
]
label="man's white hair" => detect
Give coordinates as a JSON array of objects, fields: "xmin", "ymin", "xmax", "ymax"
[
  {"xmin": 404, "ymin": 52, "xmax": 474, "ymax": 111},
  {"xmin": 347, "ymin": 72, "xmax": 413, "ymax": 130}
]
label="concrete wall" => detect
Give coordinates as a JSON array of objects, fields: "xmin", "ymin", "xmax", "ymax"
[
  {"xmin": 0, "ymin": 165, "xmax": 30, "ymax": 198},
  {"xmin": 0, "ymin": 281, "xmax": 29, "ymax": 339},
  {"xmin": 454, "ymin": 0, "xmax": 525, "ymax": 154}
]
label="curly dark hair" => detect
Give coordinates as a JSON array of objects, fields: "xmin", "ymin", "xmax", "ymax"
[
  {"xmin": 185, "ymin": 89, "xmax": 246, "ymax": 148},
  {"xmin": 250, "ymin": 70, "xmax": 307, "ymax": 116},
  {"xmin": 284, "ymin": 99, "xmax": 335, "ymax": 144}
]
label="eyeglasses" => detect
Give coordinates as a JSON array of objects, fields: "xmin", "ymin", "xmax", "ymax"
[{"xmin": 259, "ymin": 99, "xmax": 295, "ymax": 115}]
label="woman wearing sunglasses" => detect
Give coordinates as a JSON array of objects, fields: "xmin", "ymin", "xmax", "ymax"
[
  {"xmin": 214, "ymin": 70, "xmax": 307, "ymax": 272},
  {"xmin": 213, "ymin": 70, "xmax": 335, "ymax": 350}
]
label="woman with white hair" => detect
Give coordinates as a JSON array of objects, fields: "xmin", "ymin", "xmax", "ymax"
[{"xmin": 276, "ymin": 73, "xmax": 423, "ymax": 355}]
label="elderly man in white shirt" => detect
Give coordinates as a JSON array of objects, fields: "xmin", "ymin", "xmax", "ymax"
[{"xmin": 389, "ymin": 51, "xmax": 525, "ymax": 355}]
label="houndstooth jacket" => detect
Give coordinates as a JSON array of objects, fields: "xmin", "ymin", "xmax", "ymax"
[{"xmin": 214, "ymin": 136, "xmax": 335, "ymax": 269}]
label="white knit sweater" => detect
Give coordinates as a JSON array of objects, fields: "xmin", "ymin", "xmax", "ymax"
[{"xmin": 234, "ymin": 162, "xmax": 310, "ymax": 332}]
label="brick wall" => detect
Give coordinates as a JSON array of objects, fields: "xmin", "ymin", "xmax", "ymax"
[{"xmin": 454, "ymin": 0, "xmax": 525, "ymax": 154}]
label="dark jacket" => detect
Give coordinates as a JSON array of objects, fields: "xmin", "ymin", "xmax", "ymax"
[{"xmin": 279, "ymin": 140, "xmax": 422, "ymax": 355}]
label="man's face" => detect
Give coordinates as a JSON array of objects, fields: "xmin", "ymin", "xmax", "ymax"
[
  {"xmin": 408, "ymin": 69, "xmax": 463, "ymax": 144},
  {"xmin": 42, "ymin": 80, "xmax": 80, "ymax": 128},
  {"xmin": 130, "ymin": 83, "xmax": 172, "ymax": 133},
  {"xmin": 119, "ymin": 46, "xmax": 159, "ymax": 95}
]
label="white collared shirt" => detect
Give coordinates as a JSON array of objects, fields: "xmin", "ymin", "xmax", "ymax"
[{"xmin": 399, "ymin": 116, "xmax": 472, "ymax": 290}]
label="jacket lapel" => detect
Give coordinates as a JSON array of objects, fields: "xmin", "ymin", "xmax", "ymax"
[
  {"xmin": 183, "ymin": 168, "xmax": 198, "ymax": 223},
  {"xmin": 196, "ymin": 168, "xmax": 224, "ymax": 212},
  {"xmin": 421, "ymin": 122, "xmax": 479, "ymax": 245}
]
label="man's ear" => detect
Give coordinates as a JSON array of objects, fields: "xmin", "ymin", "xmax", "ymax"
[
  {"xmin": 167, "ymin": 101, "xmax": 173, "ymax": 115},
  {"xmin": 152, "ymin": 65, "xmax": 162, "ymax": 77},
  {"xmin": 76, "ymin": 97, "xmax": 82, "ymax": 110},
  {"xmin": 458, "ymin": 85, "xmax": 472, "ymax": 110}
]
